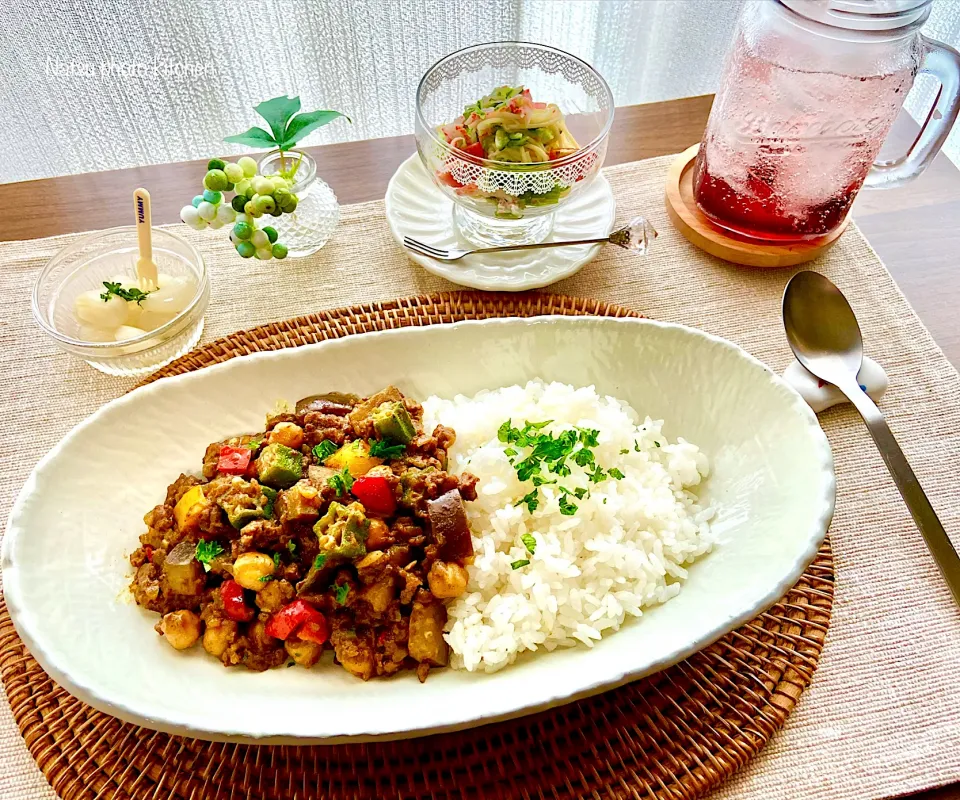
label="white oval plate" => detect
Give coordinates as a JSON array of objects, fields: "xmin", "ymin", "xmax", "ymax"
[
  {"xmin": 384, "ymin": 154, "xmax": 616, "ymax": 291},
  {"xmin": 2, "ymin": 317, "xmax": 834, "ymax": 743}
]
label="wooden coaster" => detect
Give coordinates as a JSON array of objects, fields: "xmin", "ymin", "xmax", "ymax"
[
  {"xmin": 665, "ymin": 144, "xmax": 848, "ymax": 268},
  {"xmin": 0, "ymin": 292, "xmax": 834, "ymax": 800}
]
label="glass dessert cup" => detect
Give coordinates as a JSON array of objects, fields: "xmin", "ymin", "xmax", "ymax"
[
  {"xmin": 32, "ymin": 227, "xmax": 209, "ymax": 376},
  {"xmin": 415, "ymin": 42, "xmax": 614, "ymax": 248}
]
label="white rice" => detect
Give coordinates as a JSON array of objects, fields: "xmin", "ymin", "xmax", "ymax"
[{"xmin": 422, "ymin": 380, "xmax": 714, "ymax": 673}]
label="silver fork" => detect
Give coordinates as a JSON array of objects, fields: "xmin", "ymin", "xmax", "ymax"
[{"xmin": 402, "ymin": 216, "xmax": 656, "ymax": 262}]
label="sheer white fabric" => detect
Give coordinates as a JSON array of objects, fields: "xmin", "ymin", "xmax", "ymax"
[{"xmin": 1, "ymin": 0, "xmax": 957, "ymax": 183}]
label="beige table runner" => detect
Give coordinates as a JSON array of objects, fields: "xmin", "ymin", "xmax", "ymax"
[{"xmin": 2, "ymin": 156, "xmax": 960, "ymax": 800}]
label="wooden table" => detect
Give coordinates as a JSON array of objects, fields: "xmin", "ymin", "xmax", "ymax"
[{"xmin": 2, "ymin": 95, "xmax": 959, "ymax": 800}]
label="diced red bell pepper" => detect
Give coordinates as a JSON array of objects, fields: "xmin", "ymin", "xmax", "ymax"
[
  {"xmin": 265, "ymin": 599, "xmax": 325, "ymax": 641},
  {"xmin": 297, "ymin": 618, "xmax": 329, "ymax": 645},
  {"xmin": 217, "ymin": 445, "xmax": 252, "ymax": 475},
  {"xmin": 350, "ymin": 475, "xmax": 396, "ymax": 516},
  {"xmin": 437, "ymin": 171, "xmax": 464, "ymax": 188},
  {"xmin": 459, "ymin": 141, "xmax": 486, "ymax": 160},
  {"xmin": 221, "ymin": 579, "xmax": 254, "ymax": 622}
]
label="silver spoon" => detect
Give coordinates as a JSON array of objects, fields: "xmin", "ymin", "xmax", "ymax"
[{"xmin": 783, "ymin": 270, "xmax": 960, "ymax": 606}]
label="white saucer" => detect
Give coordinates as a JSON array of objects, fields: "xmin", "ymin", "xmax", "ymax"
[{"xmin": 384, "ymin": 154, "xmax": 616, "ymax": 291}]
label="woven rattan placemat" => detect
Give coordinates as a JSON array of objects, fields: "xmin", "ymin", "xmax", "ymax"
[{"xmin": 0, "ymin": 292, "xmax": 833, "ymax": 800}]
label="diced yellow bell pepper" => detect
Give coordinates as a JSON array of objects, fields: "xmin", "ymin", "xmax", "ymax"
[
  {"xmin": 173, "ymin": 485, "xmax": 207, "ymax": 530},
  {"xmin": 324, "ymin": 440, "xmax": 382, "ymax": 477}
]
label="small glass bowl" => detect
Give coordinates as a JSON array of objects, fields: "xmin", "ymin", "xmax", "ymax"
[
  {"xmin": 415, "ymin": 42, "xmax": 615, "ymax": 247},
  {"xmin": 32, "ymin": 226, "xmax": 209, "ymax": 376}
]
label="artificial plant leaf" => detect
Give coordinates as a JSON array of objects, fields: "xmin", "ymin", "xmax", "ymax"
[
  {"xmin": 281, "ymin": 110, "xmax": 351, "ymax": 148},
  {"xmin": 223, "ymin": 126, "xmax": 278, "ymax": 148},
  {"xmin": 255, "ymin": 95, "xmax": 302, "ymax": 145}
]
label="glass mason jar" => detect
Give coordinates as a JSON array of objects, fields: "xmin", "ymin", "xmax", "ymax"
[
  {"xmin": 258, "ymin": 149, "xmax": 339, "ymax": 257},
  {"xmin": 693, "ymin": 0, "xmax": 960, "ymax": 242}
]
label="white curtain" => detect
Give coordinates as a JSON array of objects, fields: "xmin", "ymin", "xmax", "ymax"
[{"xmin": 1, "ymin": 0, "xmax": 957, "ymax": 184}]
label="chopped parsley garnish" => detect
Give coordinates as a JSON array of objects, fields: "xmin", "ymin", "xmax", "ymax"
[
  {"xmin": 312, "ymin": 440, "xmax": 338, "ymax": 461},
  {"xmin": 515, "ymin": 489, "xmax": 539, "ymax": 514},
  {"xmin": 654, "ymin": 441, "xmax": 661, "ymax": 447},
  {"xmin": 499, "ymin": 418, "xmax": 628, "ymax": 518},
  {"xmin": 287, "ymin": 541, "xmax": 297, "ymax": 555},
  {"xmin": 521, "ymin": 533, "xmax": 536, "ymax": 554},
  {"xmin": 335, "ymin": 583, "xmax": 350, "ymax": 605},
  {"xmin": 259, "ymin": 575, "xmax": 274, "ymax": 583},
  {"xmin": 245, "ymin": 438, "xmax": 263, "ymax": 450},
  {"xmin": 313, "ymin": 554, "xmax": 327, "ymax": 570},
  {"xmin": 634, "ymin": 441, "xmax": 642, "ymax": 452},
  {"xmin": 272, "ymin": 552, "xmax": 281, "ymax": 569},
  {"xmin": 100, "ymin": 280, "xmax": 155, "ymax": 306},
  {"xmin": 558, "ymin": 494, "xmax": 578, "ymax": 516},
  {"xmin": 368, "ymin": 439, "xmax": 406, "ymax": 459},
  {"xmin": 195, "ymin": 540, "xmax": 224, "ymax": 571},
  {"xmin": 511, "ymin": 559, "xmax": 530, "ymax": 570},
  {"xmin": 327, "ymin": 467, "xmax": 354, "ymax": 494},
  {"xmin": 620, "ymin": 448, "xmax": 629, "ymax": 455}
]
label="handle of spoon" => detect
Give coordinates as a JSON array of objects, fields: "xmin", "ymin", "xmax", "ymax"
[
  {"xmin": 842, "ymin": 379, "xmax": 960, "ymax": 607},
  {"xmin": 133, "ymin": 187, "xmax": 158, "ymax": 290}
]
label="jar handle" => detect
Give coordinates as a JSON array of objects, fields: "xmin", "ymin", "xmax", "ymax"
[{"xmin": 865, "ymin": 35, "xmax": 960, "ymax": 190}]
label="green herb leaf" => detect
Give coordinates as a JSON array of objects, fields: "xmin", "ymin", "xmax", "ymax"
[
  {"xmin": 511, "ymin": 559, "xmax": 530, "ymax": 570},
  {"xmin": 255, "ymin": 95, "xmax": 302, "ymax": 145},
  {"xmin": 281, "ymin": 109, "xmax": 350, "ymax": 149},
  {"xmin": 272, "ymin": 552, "xmax": 281, "ymax": 569},
  {"xmin": 335, "ymin": 583, "xmax": 350, "ymax": 605},
  {"xmin": 573, "ymin": 448, "xmax": 595, "ymax": 467},
  {"xmin": 223, "ymin": 126, "xmax": 278, "ymax": 148},
  {"xmin": 313, "ymin": 553, "xmax": 327, "ymax": 570},
  {"xmin": 245, "ymin": 438, "xmax": 263, "ymax": 450},
  {"xmin": 515, "ymin": 489, "xmax": 539, "ymax": 514},
  {"xmin": 531, "ymin": 475, "xmax": 556, "ymax": 487},
  {"xmin": 573, "ymin": 487, "xmax": 588, "ymax": 499},
  {"xmin": 497, "ymin": 420, "xmax": 513, "ymax": 443},
  {"xmin": 100, "ymin": 281, "xmax": 156, "ymax": 306},
  {"xmin": 312, "ymin": 440, "xmax": 338, "ymax": 461},
  {"xmin": 369, "ymin": 439, "xmax": 406, "ymax": 459},
  {"xmin": 259, "ymin": 574, "xmax": 274, "ymax": 583},
  {"xmin": 521, "ymin": 533, "xmax": 536, "ymax": 554},
  {"xmin": 608, "ymin": 467, "xmax": 625, "ymax": 480},
  {"xmin": 558, "ymin": 494, "xmax": 578, "ymax": 516},
  {"xmin": 504, "ymin": 447, "xmax": 517, "ymax": 457},
  {"xmin": 287, "ymin": 541, "xmax": 297, "ymax": 556},
  {"xmin": 578, "ymin": 428, "xmax": 600, "ymax": 447},
  {"xmin": 195, "ymin": 540, "xmax": 224, "ymax": 571},
  {"xmin": 327, "ymin": 468, "xmax": 354, "ymax": 495},
  {"xmin": 620, "ymin": 448, "xmax": 629, "ymax": 455},
  {"xmin": 524, "ymin": 420, "xmax": 553, "ymax": 431},
  {"xmin": 634, "ymin": 441, "xmax": 642, "ymax": 452},
  {"xmin": 654, "ymin": 441, "xmax": 661, "ymax": 448},
  {"xmin": 588, "ymin": 464, "xmax": 607, "ymax": 483}
]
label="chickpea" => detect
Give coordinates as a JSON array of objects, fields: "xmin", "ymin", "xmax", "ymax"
[
  {"xmin": 159, "ymin": 610, "xmax": 202, "ymax": 650},
  {"xmin": 233, "ymin": 551, "xmax": 276, "ymax": 590},
  {"xmin": 202, "ymin": 617, "xmax": 238, "ymax": 658},
  {"xmin": 427, "ymin": 560, "xmax": 469, "ymax": 599},
  {"xmin": 285, "ymin": 636, "xmax": 323, "ymax": 667},
  {"xmin": 270, "ymin": 422, "xmax": 304, "ymax": 450}
]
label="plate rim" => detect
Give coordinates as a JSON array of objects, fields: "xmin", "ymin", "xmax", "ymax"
[
  {"xmin": 384, "ymin": 153, "xmax": 616, "ymax": 291},
  {"xmin": 2, "ymin": 315, "xmax": 835, "ymax": 743}
]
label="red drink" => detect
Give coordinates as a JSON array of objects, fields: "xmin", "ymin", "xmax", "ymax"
[{"xmin": 694, "ymin": 25, "xmax": 917, "ymax": 242}]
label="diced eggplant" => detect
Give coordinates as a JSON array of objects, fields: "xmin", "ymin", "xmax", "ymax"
[
  {"xmin": 409, "ymin": 592, "xmax": 448, "ymax": 666},
  {"xmin": 278, "ymin": 481, "xmax": 322, "ymax": 524},
  {"xmin": 163, "ymin": 540, "xmax": 206, "ymax": 594},
  {"xmin": 256, "ymin": 443, "xmax": 303, "ymax": 488},
  {"xmin": 427, "ymin": 489, "xmax": 474, "ymax": 561},
  {"xmin": 347, "ymin": 386, "xmax": 403, "ymax": 430},
  {"xmin": 295, "ymin": 392, "xmax": 360, "ymax": 416},
  {"xmin": 371, "ymin": 401, "xmax": 416, "ymax": 444}
]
